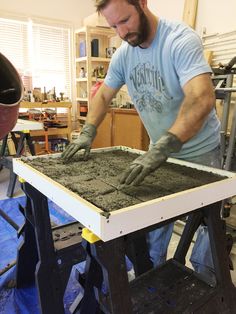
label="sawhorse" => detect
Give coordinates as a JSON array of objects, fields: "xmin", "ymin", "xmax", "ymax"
[
  {"xmin": 16, "ymin": 182, "xmax": 86, "ymax": 314},
  {"xmin": 13, "ymin": 184, "xmax": 236, "ymax": 313},
  {"xmin": 0, "ymin": 131, "xmax": 36, "ymax": 197},
  {"xmin": 0, "ymin": 118, "xmax": 43, "ymax": 197},
  {"xmin": 76, "ymin": 203, "xmax": 236, "ymax": 313}
]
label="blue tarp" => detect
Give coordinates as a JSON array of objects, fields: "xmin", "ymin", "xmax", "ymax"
[
  {"xmin": 0, "ymin": 196, "xmax": 83, "ymax": 314},
  {"xmin": 0, "ymin": 196, "xmax": 133, "ymax": 313}
]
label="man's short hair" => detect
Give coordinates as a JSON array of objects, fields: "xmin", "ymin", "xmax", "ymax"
[{"xmin": 94, "ymin": 0, "xmax": 139, "ymax": 12}]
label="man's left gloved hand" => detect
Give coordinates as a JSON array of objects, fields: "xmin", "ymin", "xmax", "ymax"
[
  {"xmin": 61, "ymin": 123, "xmax": 97, "ymax": 162},
  {"xmin": 120, "ymin": 132, "xmax": 183, "ymax": 186}
]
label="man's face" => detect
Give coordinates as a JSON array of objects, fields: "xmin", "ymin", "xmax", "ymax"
[{"xmin": 101, "ymin": 0, "xmax": 150, "ymax": 47}]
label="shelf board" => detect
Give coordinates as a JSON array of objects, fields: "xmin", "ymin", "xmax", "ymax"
[
  {"xmin": 76, "ymin": 78, "xmax": 87, "ymax": 82},
  {"xmin": 78, "ymin": 116, "xmax": 86, "ymax": 121},
  {"xmin": 77, "ymin": 77, "xmax": 105, "ymax": 82},
  {"xmin": 76, "ymin": 57, "xmax": 87, "ymax": 62},
  {"xmin": 20, "ymin": 101, "xmax": 72, "ymax": 109},
  {"xmin": 91, "ymin": 57, "xmax": 111, "ymax": 62},
  {"xmin": 30, "ymin": 128, "xmax": 70, "ymax": 137},
  {"xmin": 75, "ymin": 26, "xmax": 115, "ymax": 37},
  {"xmin": 76, "ymin": 57, "xmax": 111, "ymax": 63},
  {"xmin": 76, "ymin": 97, "xmax": 88, "ymax": 102},
  {"xmin": 92, "ymin": 77, "xmax": 105, "ymax": 82}
]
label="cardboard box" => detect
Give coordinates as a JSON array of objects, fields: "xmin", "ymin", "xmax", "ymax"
[{"xmin": 34, "ymin": 141, "xmax": 51, "ymax": 155}]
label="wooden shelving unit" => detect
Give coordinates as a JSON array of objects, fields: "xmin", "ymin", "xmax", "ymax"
[{"xmin": 75, "ymin": 26, "xmax": 117, "ymax": 123}]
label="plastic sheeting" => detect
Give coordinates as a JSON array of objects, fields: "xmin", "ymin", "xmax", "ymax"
[
  {"xmin": 0, "ymin": 196, "xmax": 81, "ymax": 314},
  {"xmin": 0, "ymin": 196, "xmax": 134, "ymax": 314}
]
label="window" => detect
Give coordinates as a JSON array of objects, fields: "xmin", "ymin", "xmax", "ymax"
[
  {"xmin": 0, "ymin": 16, "xmax": 72, "ymax": 100},
  {"xmin": 0, "ymin": 18, "xmax": 29, "ymax": 74}
]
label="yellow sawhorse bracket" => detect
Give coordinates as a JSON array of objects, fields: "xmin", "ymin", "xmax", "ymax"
[{"xmin": 82, "ymin": 228, "xmax": 101, "ymax": 243}]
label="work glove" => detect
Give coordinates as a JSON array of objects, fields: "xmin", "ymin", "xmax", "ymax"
[
  {"xmin": 62, "ymin": 123, "xmax": 97, "ymax": 162},
  {"xmin": 120, "ymin": 132, "xmax": 183, "ymax": 186}
]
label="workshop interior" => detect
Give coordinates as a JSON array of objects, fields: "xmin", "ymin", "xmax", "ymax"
[{"xmin": 1, "ymin": 0, "xmax": 236, "ymax": 313}]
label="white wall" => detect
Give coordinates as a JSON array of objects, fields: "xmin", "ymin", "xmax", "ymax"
[
  {"xmin": 196, "ymin": 0, "xmax": 236, "ymax": 35},
  {"xmin": 1, "ymin": 0, "xmax": 235, "ymax": 35},
  {"xmin": 0, "ymin": 0, "xmax": 95, "ymax": 27},
  {"xmin": 149, "ymin": 0, "xmax": 185, "ymax": 22},
  {"xmin": 148, "ymin": 0, "xmax": 236, "ymax": 35}
]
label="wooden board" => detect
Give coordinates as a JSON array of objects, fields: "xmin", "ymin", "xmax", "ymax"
[
  {"xmin": 182, "ymin": 0, "xmax": 198, "ymax": 29},
  {"xmin": 204, "ymin": 50, "xmax": 213, "ymax": 65}
]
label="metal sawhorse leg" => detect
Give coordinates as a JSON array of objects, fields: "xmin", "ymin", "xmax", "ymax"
[
  {"xmin": 0, "ymin": 131, "xmax": 36, "ymax": 197},
  {"xmin": 213, "ymin": 73, "xmax": 234, "ymax": 167},
  {"xmin": 213, "ymin": 69, "xmax": 236, "ymax": 171}
]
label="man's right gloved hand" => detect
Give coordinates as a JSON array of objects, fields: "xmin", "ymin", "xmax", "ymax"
[
  {"xmin": 120, "ymin": 132, "xmax": 183, "ymax": 186},
  {"xmin": 62, "ymin": 123, "xmax": 97, "ymax": 162}
]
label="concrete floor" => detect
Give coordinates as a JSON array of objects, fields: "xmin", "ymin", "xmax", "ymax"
[{"xmin": 1, "ymin": 167, "xmax": 236, "ymax": 286}]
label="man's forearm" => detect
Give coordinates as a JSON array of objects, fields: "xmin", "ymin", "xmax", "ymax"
[
  {"xmin": 86, "ymin": 97, "xmax": 108, "ymax": 128},
  {"xmin": 86, "ymin": 83, "xmax": 118, "ymax": 128},
  {"xmin": 169, "ymin": 74, "xmax": 215, "ymax": 143},
  {"xmin": 169, "ymin": 94, "xmax": 215, "ymax": 143}
]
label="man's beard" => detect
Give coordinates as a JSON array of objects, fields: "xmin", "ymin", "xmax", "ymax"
[{"xmin": 124, "ymin": 9, "xmax": 150, "ymax": 47}]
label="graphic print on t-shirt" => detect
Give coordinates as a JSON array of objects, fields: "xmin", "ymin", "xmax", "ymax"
[{"xmin": 129, "ymin": 61, "xmax": 172, "ymax": 114}]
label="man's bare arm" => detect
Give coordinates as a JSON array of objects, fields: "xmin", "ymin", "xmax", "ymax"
[
  {"xmin": 169, "ymin": 73, "xmax": 215, "ymax": 143},
  {"xmin": 62, "ymin": 83, "xmax": 119, "ymax": 161},
  {"xmin": 86, "ymin": 83, "xmax": 120, "ymax": 127}
]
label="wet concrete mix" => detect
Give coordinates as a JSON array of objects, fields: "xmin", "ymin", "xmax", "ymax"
[{"xmin": 23, "ymin": 150, "xmax": 225, "ymax": 212}]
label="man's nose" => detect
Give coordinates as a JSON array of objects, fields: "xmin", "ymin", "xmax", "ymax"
[{"xmin": 117, "ymin": 24, "xmax": 128, "ymax": 39}]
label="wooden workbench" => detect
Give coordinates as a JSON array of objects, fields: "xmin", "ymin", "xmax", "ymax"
[{"xmin": 20, "ymin": 101, "xmax": 72, "ymax": 141}]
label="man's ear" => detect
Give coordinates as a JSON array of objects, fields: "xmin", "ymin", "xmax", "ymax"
[{"xmin": 139, "ymin": 0, "xmax": 147, "ymax": 10}]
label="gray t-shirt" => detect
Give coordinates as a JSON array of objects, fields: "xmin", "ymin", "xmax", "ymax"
[{"xmin": 105, "ymin": 18, "xmax": 220, "ymax": 159}]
